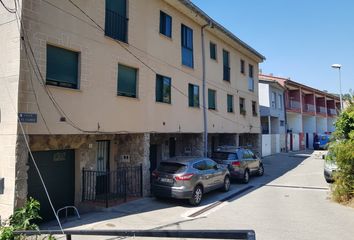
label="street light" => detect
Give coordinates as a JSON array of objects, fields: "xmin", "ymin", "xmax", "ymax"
[{"xmin": 331, "ymin": 64, "xmax": 343, "ymax": 110}]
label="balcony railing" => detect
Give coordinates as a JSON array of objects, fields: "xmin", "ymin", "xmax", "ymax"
[
  {"xmin": 223, "ymin": 66, "xmax": 230, "ymax": 81},
  {"xmin": 288, "ymin": 100, "xmax": 301, "ymax": 110},
  {"xmin": 317, "ymin": 106, "xmax": 327, "ymax": 114},
  {"xmin": 105, "ymin": 9, "xmax": 128, "ymax": 43},
  {"xmin": 303, "ymin": 104, "xmax": 315, "ymax": 112},
  {"xmin": 327, "ymin": 108, "xmax": 336, "ymax": 115}
]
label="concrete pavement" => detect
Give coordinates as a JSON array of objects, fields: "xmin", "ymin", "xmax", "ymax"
[{"xmin": 44, "ymin": 150, "xmax": 354, "ymax": 240}]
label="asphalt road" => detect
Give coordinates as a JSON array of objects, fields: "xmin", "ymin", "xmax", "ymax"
[{"xmin": 49, "ymin": 151, "xmax": 354, "ymax": 240}]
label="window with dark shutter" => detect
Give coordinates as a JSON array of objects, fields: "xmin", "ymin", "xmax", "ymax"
[
  {"xmin": 188, "ymin": 84, "xmax": 199, "ymax": 107},
  {"xmin": 223, "ymin": 50, "xmax": 230, "ymax": 81},
  {"xmin": 208, "ymin": 89, "xmax": 216, "ymax": 110},
  {"xmin": 117, "ymin": 64, "xmax": 137, "ymax": 98},
  {"xmin": 210, "ymin": 42, "xmax": 217, "ymax": 60},
  {"xmin": 105, "ymin": 0, "xmax": 128, "ymax": 42},
  {"xmin": 227, "ymin": 94, "xmax": 233, "ymax": 113},
  {"xmin": 46, "ymin": 45, "xmax": 79, "ymax": 89}
]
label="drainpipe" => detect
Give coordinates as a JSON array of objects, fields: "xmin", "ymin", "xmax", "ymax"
[
  {"xmin": 283, "ymin": 91, "xmax": 288, "ymax": 152},
  {"xmin": 201, "ymin": 22, "xmax": 210, "ymax": 157}
]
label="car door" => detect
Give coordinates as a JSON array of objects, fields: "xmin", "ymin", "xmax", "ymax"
[
  {"xmin": 193, "ymin": 160, "xmax": 213, "ymax": 191},
  {"xmin": 247, "ymin": 150, "xmax": 258, "ymax": 171},
  {"xmin": 206, "ymin": 159, "xmax": 223, "ymax": 188}
]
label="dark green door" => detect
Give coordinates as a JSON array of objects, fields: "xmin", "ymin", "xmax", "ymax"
[{"xmin": 27, "ymin": 150, "xmax": 75, "ymax": 222}]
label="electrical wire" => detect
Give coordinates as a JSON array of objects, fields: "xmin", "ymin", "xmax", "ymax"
[
  {"xmin": 44, "ymin": 0, "xmax": 259, "ymax": 98},
  {"xmin": 0, "ymin": 0, "xmax": 16, "ymax": 13},
  {"xmin": 65, "ymin": 0, "xmax": 261, "ymax": 131}
]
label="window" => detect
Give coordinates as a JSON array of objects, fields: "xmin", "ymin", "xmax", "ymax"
[
  {"xmin": 117, "ymin": 64, "xmax": 137, "ymax": 98},
  {"xmin": 160, "ymin": 11, "xmax": 172, "ymax": 38},
  {"xmin": 205, "ymin": 159, "xmax": 217, "ymax": 170},
  {"xmin": 278, "ymin": 94, "xmax": 283, "ymax": 109},
  {"xmin": 105, "ymin": 0, "xmax": 128, "ymax": 42},
  {"xmin": 240, "ymin": 59, "xmax": 245, "ymax": 74},
  {"xmin": 46, "ymin": 45, "xmax": 79, "ymax": 89},
  {"xmin": 252, "ymin": 101, "xmax": 257, "ymax": 116},
  {"xmin": 156, "ymin": 74, "xmax": 171, "ymax": 104},
  {"xmin": 240, "ymin": 97, "xmax": 246, "ymax": 115},
  {"xmin": 188, "ymin": 84, "xmax": 199, "ymax": 107},
  {"xmin": 227, "ymin": 94, "xmax": 233, "ymax": 113},
  {"xmin": 223, "ymin": 50, "xmax": 230, "ymax": 81},
  {"xmin": 181, "ymin": 24, "xmax": 194, "ymax": 68},
  {"xmin": 280, "ymin": 120, "xmax": 285, "ymax": 127},
  {"xmin": 248, "ymin": 78, "xmax": 254, "ymax": 91},
  {"xmin": 271, "ymin": 92, "xmax": 277, "ymax": 108},
  {"xmin": 249, "ymin": 64, "xmax": 254, "ymax": 78},
  {"xmin": 208, "ymin": 89, "xmax": 216, "ymax": 110},
  {"xmin": 193, "ymin": 161, "xmax": 207, "ymax": 171},
  {"xmin": 210, "ymin": 42, "xmax": 217, "ymax": 60}
]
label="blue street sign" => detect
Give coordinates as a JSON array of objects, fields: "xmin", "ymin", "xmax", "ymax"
[{"xmin": 18, "ymin": 113, "xmax": 37, "ymax": 123}]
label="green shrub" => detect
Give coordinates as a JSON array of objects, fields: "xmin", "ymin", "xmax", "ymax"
[
  {"xmin": 331, "ymin": 139, "xmax": 354, "ymax": 203},
  {"xmin": 330, "ymin": 97, "xmax": 354, "ymax": 204},
  {"xmin": 0, "ymin": 197, "xmax": 41, "ymax": 240}
]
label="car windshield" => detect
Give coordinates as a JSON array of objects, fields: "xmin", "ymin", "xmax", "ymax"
[
  {"xmin": 212, "ymin": 152, "xmax": 238, "ymax": 160},
  {"xmin": 157, "ymin": 162, "xmax": 187, "ymax": 173}
]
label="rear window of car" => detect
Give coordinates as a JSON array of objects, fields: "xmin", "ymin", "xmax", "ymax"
[
  {"xmin": 212, "ymin": 152, "xmax": 238, "ymax": 160},
  {"xmin": 158, "ymin": 162, "xmax": 186, "ymax": 173}
]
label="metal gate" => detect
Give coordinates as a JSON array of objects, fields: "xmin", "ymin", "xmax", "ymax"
[{"xmin": 82, "ymin": 164, "xmax": 143, "ymax": 208}]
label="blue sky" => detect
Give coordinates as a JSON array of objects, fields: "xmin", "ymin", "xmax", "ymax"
[{"xmin": 191, "ymin": 0, "xmax": 353, "ymax": 94}]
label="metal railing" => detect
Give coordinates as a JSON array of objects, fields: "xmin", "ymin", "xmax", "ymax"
[
  {"xmin": 327, "ymin": 108, "xmax": 336, "ymax": 115},
  {"xmin": 303, "ymin": 104, "xmax": 315, "ymax": 112},
  {"xmin": 317, "ymin": 106, "xmax": 326, "ymax": 114},
  {"xmin": 14, "ymin": 229, "xmax": 256, "ymax": 240},
  {"xmin": 82, "ymin": 165, "xmax": 143, "ymax": 208},
  {"xmin": 289, "ymin": 100, "xmax": 300, "ymax": 109},
  {"xmin": 223, "ymin": 66, "xmax": 230, "ymax": 81},
  {"xmin": 105, "ymin": 9, "xmax": 128, "ymax": 42}
]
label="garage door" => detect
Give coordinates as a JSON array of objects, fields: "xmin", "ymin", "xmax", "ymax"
[{"xmin": 27, "ymin": 150, "xmax": 75, "ymax": 222}]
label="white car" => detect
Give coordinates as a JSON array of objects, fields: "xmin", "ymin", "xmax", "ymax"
[{"xmin": 323, "ymin": 152, "xmax": 337, "ymax": 183}]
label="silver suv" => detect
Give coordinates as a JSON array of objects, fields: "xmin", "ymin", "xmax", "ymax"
[
  {"xmin": 212, "ymin": 146, "xmax": 264, "ymax": 183},
  {"xmin": 151, "ymin": 157, "xmax": 230, "ymax": 205}
]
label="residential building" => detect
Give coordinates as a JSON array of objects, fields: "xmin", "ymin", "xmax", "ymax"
[
  {"xmin": 258, "ymin": 79, "xmax": 286, "ymax": 156},
  {"xmin": 0, "ymin": 0, "xmax": 264, "ymax": 221},
  {"xmin": 259, "ymin": 74, "xmax": 340, "ymax": 151}
]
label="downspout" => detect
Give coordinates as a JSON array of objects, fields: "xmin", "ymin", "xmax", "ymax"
[
  {"xmin": 283, "ymin": 90, "xmax": 288, "ymax": 152},
  {"xmin": 201, "ymin": 22, "xmax": 210, "ymax": 157}
]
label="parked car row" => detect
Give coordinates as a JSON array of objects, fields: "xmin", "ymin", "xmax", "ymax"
[{"xmin": 151, "ymin": 146, "xmax": 264, "ymax": 205}]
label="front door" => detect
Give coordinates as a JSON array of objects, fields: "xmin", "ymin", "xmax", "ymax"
[
  {"xmin": 149, "ymin": 144, "xmax": 158, "ymax": 182},
  {"xmin": 96, "ymin": 141, "xmax": 110, "ymax": 195},
  {"xmin": 169, "ymin": 137, "xmax": 176, "ymax": 157},
  {"xmin": 28, "ymin": 150, "xmax": 75, "ymax": 222}
]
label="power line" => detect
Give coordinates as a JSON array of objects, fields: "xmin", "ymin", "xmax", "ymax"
[
  {"xmin": 44, "ymin": 0, "xmax": 259, "ymax": 98},
  {"xmin": 65, "ymin": 0, "xmax": 260, "ymax": 130},
  {"xmin": 0, "ymin": 0, "xmax": 16, "ymax": 13}
]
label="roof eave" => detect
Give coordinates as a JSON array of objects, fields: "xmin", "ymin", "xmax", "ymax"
[{"xmin": 177, "ymin": 0, "xmax": 266, "ymax": 62}]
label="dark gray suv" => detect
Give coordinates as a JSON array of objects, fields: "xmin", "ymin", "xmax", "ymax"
[
  {"xmin": 151, "ymin": 157, "xmax": 230, "ymax": 205},
  {"xmin": 212, "ymin": 146, "xmax": 264, "ymax": 183}
]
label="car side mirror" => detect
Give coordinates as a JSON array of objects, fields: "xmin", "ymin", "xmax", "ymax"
[
  {"xmin": 252, "ymin": 154, "xmax": 257, "ymax": 159},
  {"xmin": 214, "ymin": 165, "xmax": 219, "ymax": 170}
]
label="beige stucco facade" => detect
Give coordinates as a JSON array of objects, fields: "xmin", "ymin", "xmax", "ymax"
[{"xmin": 0, "ymin": 0, "xmax": 264, "ymax": 220}]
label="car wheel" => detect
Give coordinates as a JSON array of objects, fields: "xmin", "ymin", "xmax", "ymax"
[
  {"xmin": 242, "ymin": 170, "xmax": 250, "ymax": 184},
  {"xmin": 222, "ymin": 176, "xmax": 231, "ymax": 192},
  {"xmin": 189, "ymin": 185, "xmax": 203, "ymax": 206},
  {"xmin": 257, "ymin": 164, "xmax": 264, "ymax": 176}
]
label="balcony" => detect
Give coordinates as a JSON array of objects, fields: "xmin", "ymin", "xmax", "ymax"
[
  {"xmin": 105, "ymin": 9, "xmax": 128, "ymax": 43},
  {"xmin": 303, "ymin": 104, "xmax": 315, "ymax": 113},
  {"xmin": 288, "ymin": 100, "xmax": 301, "ymax": 110},
  {"xmin": 327, "ymin": 108, "xmax": 336, "ymax": 116},
  {"xmin": 317, "ymin": 106, "xmax": 327, "ymax": 114}
]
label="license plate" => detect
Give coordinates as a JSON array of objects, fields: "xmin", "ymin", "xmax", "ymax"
[{"xmin": 160, "ymin": 178, "xmax": 173, "ymax": 183}]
